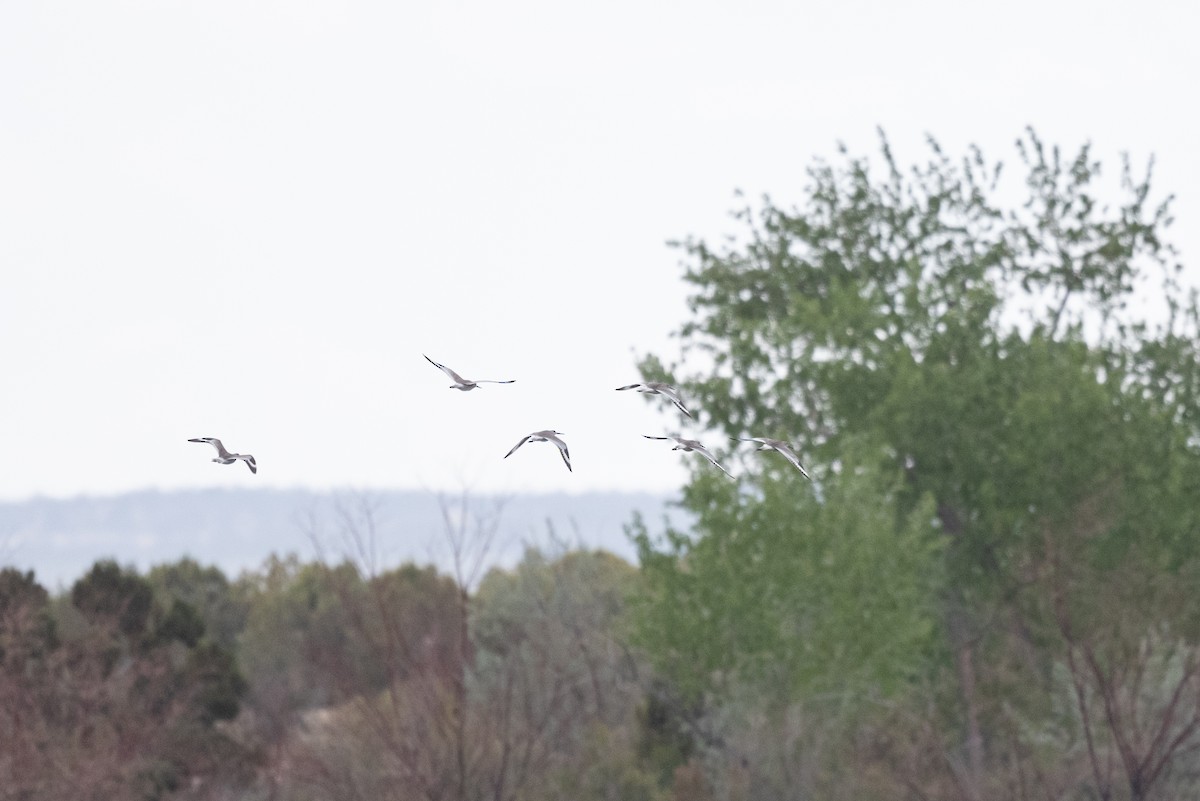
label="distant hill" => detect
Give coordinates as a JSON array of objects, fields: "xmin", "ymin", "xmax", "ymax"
[{"xmin": 0, "ymin": 488, "xmax": 688, "ymax": 590}]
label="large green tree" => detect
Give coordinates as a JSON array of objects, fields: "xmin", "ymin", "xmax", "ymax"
[{"xmin": 632, "ymin": 130, "xmax": 1200, "ymax": 801}]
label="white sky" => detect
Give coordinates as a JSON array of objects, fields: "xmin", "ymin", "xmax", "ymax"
[{"xmin": 1, "ymin": 0, "xmax": 1197, "ymax": 502}]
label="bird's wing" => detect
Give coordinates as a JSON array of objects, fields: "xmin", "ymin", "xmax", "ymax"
[
  {"xmin": 474, "ymin": 379, "xmax": 515, "ymax": 384},
  {"xmin": 190, "ymin": 437, "xmax": 227, "ymax": 456},
  {"xmin": 424, "ymin": 354, "xmax": 469, "ymax": 384},
  {"xmin": 653, "ymin": 385, "xmax": 693, "ymax": 417},
  {"xmin": 550, "ymin": 436, "xmax": 572, "ymax": 472},
  {"xmin": 643, "ymin": 435, "xmax": 671, "ymax": 441},
  {"xmin": 775, "ymin": 445, "xmax": 811, "ymax": 480},
  {"xmin": 240, "ymin": 455, "xmax": 258, "ymax": 474},
  {"xmin": 615, "ymin": 384, "xmax": 643, "ymax": 391},
  {"xmin": 504, "ymin": 435, "xmax": 533, "ymax": 459},
  {"xmin": 694, "ymin": 445, "xmax": 734, "ymax": 478}
]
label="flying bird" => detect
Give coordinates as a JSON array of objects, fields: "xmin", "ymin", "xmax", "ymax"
[
  {"xmin": 424, "ymin": 354, "xmax": 515, "ymax": 391},
  {"xmin": 188, "ymin": 437, "xmax": 257, "ymax": 474},
  {"xmin": 615, "ymin": 382, "xmax": 693, "ymax": 418},
  {"xmin": 504, "ymin": 430, "xmax": 572, "ymax": 472},
  {"xmin": 735, "ymin": 437, "xmax": 811, "ymax": 480},
  {"xmin": 643, "ymin": 435, "xmax": 732, "ymax": 478}
]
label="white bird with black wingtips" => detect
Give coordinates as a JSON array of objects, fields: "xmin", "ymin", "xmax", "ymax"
[
  {"xmin": 735, "ymin": 437, "xmax": 811, "ymax": 480},
  {"xmin": 504, "ymin": 430, "xmax": 572, "ymax": 472},
  {"xmin": 424, "ymin": 354, "xmax": 515, "ymax": 391},
  {"xmin": 643, "ymin": 435, "xmax": 733, "ymax": 478},
  {"xmin": 188, "ymin": 437, "xmax": 257, "ymax": 474}
]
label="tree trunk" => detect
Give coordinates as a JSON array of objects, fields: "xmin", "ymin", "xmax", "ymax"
[
  {"xmin": 949, "ymin": 605, "xmax": 985, "ymax": 801},
  {"xmin": 938, "ymin": 501, "xmax": 985, "ymax": 801}
]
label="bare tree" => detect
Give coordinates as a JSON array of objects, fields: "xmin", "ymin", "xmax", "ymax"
[{"xmin": 279, "ymin": 490, "xmax": 650, "ymax": 801}]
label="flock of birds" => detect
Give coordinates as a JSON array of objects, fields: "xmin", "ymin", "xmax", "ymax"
[{"xmin": 187, "ymin": 354, "xmax": 813, "ymax": 481}]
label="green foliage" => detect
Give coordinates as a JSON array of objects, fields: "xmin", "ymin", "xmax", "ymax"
[
  {"xmin": 147, "ymin": 557, "xmax": 247, "ymax": 650},
  {"xmin": 235, "ymin": 553, "xmax": 462, "ymax": 722},
  {"xmin": 133, "ymin": 759, "xmax": 180, "ymax": 801},
  {"xmin": 0, "ymin": 567, "xmax": 57, "ymax": 663},
  {"xmin": 0, "ymin": 567, "xmax": 48, "ymax": 615},
  {"xmin": 186, "ymin": 641, "xmax": 249, "ymax": 723},
  {"xmin": 654, "ymin": 130, "xmax": 1176, "ymax": 500},
  {"xmin": 634, "ymin": 685, "xmax": 696, "ymax": 787},
  {"xmin": 235, "ymin": 554, "xmax": 361, "ymax": 711},
  {"xmin": 633, "ymin": 445, "xmax": 942, "ymax": 704},
  {"xmin": 473, "ymin": 548, "xmax": 643, "ymax": 718},
  {"xmin": 638, "ymin": 127, "xmax": 1189, "ymax": 628},
  {"xmin": 368, "ymin": 561, "xmax": 464, "ymax": 682},
  {"xmin": 633, "ymin": 128, "xmax": 1200, "ymax": 799},
  {"xmin": 72, "ymin": 559, "xmax": 155, "ymax": 637},
  {"xmin": 469, "ymin": 548, "xmax": 658, "ymax": 801},
  {"xmin": 474, "ymin": 547, "xmax": 640, "ymax": 662},
  {"xmin": 558, "ymin": 723, "xmax": 669, "ymax": 801},
  {"xmin": 157, "ymin": 598, "xmax": 206, "ymax": 647}
]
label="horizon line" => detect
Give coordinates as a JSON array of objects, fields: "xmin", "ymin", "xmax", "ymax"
[{"xmin": 0, "ymin": 484, "xmax": 683, "ymax": 505}]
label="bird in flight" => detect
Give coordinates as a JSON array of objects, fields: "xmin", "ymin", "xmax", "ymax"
[
  {"xmin": 505, "ymin": 430, "xmax": 572, "ymax": 472},
  {"xmin": 424, "ymin": 354, "xmax": 515, "ymax": 391},
  {"xmin": 615, "ymin": 382, "xmax": 693, "ymax": 418},
  {"xmin": 644, "ymin": 435, "xmax": 732, "ymax": 478},
  {"xmin": 735, "ymin": 437, "xmax": 811, "ymax": 480},
  {"xmin": 188, "ymin": 437, "xmax": 257, "ymax": 474}
]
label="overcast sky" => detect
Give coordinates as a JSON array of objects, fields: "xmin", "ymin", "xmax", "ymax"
[{"xmin": 2, "ymin": 0, "xmax": 1197, "ymax": 502}]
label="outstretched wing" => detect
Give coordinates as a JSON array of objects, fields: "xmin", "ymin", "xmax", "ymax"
[
  {"xmin": 615, "ymin": 383, "xmax": 643, "ymax": 391},
  {"xmin": 693, "ymin": 444, "xmax": 734, "ymax": 479},
  {"xmin": 424, "ymin": 354, "xmax": 469, "ymax": 385},
  {"xmin": 241, "ymin": 454, "xmax": 258, "ymax": 474},
  {"xmin": 504, "ymin": 435, "xmax": 533, "ymax": 459},
  {"xmin": 474, "ymin": 378, "xmax": 515, "ymax": 385},
  {"xmin": 654, "ymin": 385, "xmax": 693, "ymax": 418},
  {"xmin": 551, "ymin": 438, "xmax": 572, "ymax": 472},
  {"xmin": 773, "ymin": 444, "xmax": 811, "ymax": 480},
  {"xmin": 189, "ymin": 437, "xmax": 226, "ymax": 456}
]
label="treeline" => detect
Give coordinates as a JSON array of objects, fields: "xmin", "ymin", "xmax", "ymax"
[{"xmin": 1, "ymin": 529, "xmax": 683, "ymax": 801}]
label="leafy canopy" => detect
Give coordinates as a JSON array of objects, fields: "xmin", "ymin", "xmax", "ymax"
[{"xmin": 632, "ymin": 128, "xmax": 1200, "ymax": 708}]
